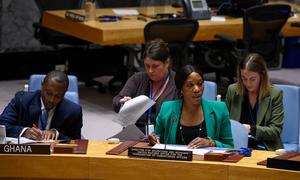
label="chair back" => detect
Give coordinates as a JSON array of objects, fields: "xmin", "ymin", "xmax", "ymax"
[
  {"xmin": 243, "ymin": 4, "xmax": 291, "ymax": 68},
  {"xmin": 34, "ymin": 0, "xmax": 82, "ymax": 13},
  {"xmin": 33, "ymin": 0, "xmax": 88, "ymax": 47},
  {"xmin": 144, "ymin": 19, "xmax": 199, "ymax": 71},
  {"xmin": 203, "ymin": 81, "xmax": 217, "ymax": 101},
  {"xmin": 96, "ymin": 0, "xmax": 140, "ymax": 8},
  {"xmin": 230, "ymin": 119, "xmax": 248, "ymax": 149},
  {"xmin": 28, "ymin": 74, "xmax": 80, "ymax": 104},
  {"xmin": 274, "ymin": 84, "xmax": 300, "ymax": 152}
]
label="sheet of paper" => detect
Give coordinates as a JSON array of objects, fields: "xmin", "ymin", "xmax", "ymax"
[
  {"xmin": 109, "ymin": 124, "xmax": 146, "ymax": 141},
  {"xmin": 112, "ymin": 9, "xmax": 139, "ymax": 15},
  {"xmin": 211, "ymin": 16, "xmax": 226, "ymax": 22},
  {"xmin": 152, "ymin": 144, "xmax": 211, "ymax": 155},
  {"xmin": 113, "ymin": 95, "xmax": 155, "ymax": 127},
  {"xmin": 5, "ymin": 137, "xmax": 56, "ymax": 144},
  {"xmin": 6, "ymin": 137, "xmax": 36, "ymax": 144}
]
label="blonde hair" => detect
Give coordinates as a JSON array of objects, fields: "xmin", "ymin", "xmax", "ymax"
[{"xmin": 236, "ymin": 53, "xmax": 271, "ymax": 99}]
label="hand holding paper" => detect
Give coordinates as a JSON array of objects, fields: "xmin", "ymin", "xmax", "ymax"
[{"xmin": 113, "ymin": 95, "xmax": 155, "ymax": 127}]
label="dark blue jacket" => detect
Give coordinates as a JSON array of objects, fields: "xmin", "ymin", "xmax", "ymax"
[{"xmin": 0, "ymin": 90, "xmax": 83, "ymax": 140}]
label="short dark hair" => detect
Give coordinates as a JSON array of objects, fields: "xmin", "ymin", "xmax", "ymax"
[
  {"xmin": 43, "ymin": 70, "xmax": 69, "ymax": 89},
  {"xmin": 143, "ymin": 38, "xmax": 170, "ymax": 63},
  {"xmin": 175, "ymin": 65, "xmax": 204, "ymax": 91}
]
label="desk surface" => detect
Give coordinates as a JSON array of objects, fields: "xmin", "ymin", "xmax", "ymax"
[
  {"xmin": 0, "ymin": 141, "xmax": 299, "ymax": 179},
  {"xmin": 42, "ymin": 1, "xmax": 300, "ymax": 46}
]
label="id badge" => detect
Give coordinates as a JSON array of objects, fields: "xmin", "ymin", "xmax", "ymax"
[{"xmin": 145, "ymin": 124, "xmax": 154, "ymax": 136}]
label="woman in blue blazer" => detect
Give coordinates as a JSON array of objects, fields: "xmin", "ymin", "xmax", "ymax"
[{"xmin": 150, "ymin": 65, "xmax": 233, "ymax": 148}]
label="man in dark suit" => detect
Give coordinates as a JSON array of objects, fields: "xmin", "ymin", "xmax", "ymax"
[{"xmin": 0, "ymin": 70, "xmax": 83, "ymax": 140}]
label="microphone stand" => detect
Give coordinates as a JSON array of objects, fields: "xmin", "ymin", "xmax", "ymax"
[
  {"xmin": 164, "ymin": 116, "xmax": 176, "ymax": 150},
  {"xmin": 18, "ymin": 91, "xmax": 25, "ymax": 144}
]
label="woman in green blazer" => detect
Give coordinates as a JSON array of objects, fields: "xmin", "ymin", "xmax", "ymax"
[
  {"xmin": 226, "ymin": 53, "xmax": 284, "ymax": 151},
  {"xmin": 150, "ymin": 65, "xmax": 233, "ymax": 148}
]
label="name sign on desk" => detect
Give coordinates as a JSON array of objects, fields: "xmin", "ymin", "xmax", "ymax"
[
  {"xmin": 65, "ymin": 11, "xmax": 85, "ymax": 22},
  {"xmin": 0, "ymin": 144, "xmax": 50, "ymax": 155},
  {"xmin": 128, "ymin": 147, "xmax": 192, "ymax": 161}
]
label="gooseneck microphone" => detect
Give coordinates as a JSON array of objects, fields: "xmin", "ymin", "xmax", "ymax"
[
  {"xmin": 164, "ymin": 114, "xmax": 176, "ymax": 150},
  {"xmin": 18, "ymin": 91, "xmax": 25, "ymax": 144}
]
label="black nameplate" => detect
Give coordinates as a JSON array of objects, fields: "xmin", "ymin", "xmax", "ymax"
[
  {"xmin": 267, "ymin": 157, "xmax": 300, "ymax": 171},
  {"xmin": 65, "ymin": 11, "xmax": 85, "ymax": 22},
  {"xmin": 0, "ymin": 144, "xmax": 50, "ymax": 155},
  {"xmin": 128, "ymin": 147, "xmax": 192, "ymax": 161}
]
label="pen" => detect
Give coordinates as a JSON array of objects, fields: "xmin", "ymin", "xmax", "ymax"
[{"xmin": 33, "ymin": 123, "xmax": 38, "ymax": 128}]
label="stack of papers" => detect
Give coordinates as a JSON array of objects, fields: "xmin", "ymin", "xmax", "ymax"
[
  {"xmin": 152, "ymin": 144, "xmax": 211, "ymax": 155},
  {"xmin": 6, "ymin": 137, "xmax": 37, "ymax": 144},
  {"xmin": 5, "ymin": 137, "xmax": 55, "ymax": 144},
  {"xmin": 152, "ymin": 144, "xmax": 229, "ymax": 155}
]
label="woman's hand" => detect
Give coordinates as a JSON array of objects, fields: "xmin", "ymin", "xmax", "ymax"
[
  {"xmin": 120, "ymin": 96, "xmax": 132, "ymax": 104},
  {"xmin": 187, "ymin": 137, "xmax": 215, "ymax": 149},
  {"xmin": 148, "ymin": 133, "xmax": 160, "ymax": 146},
  {"xmin": 243, "ymin": 124, "xmax": 251, "ymax": 134}
]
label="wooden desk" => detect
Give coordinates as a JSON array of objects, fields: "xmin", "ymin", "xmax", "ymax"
[
  {"xmin": 42, "ymin": 2, "xmax": 300, "ymax": 46},
  {"xmin": 0, "ymin": 141, "xmax": 299, "ymax": 179}
]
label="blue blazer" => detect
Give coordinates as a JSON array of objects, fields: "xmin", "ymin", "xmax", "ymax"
[{"xmin": 0, "ymin": 90, "xmax": 83, "ymax": 140}]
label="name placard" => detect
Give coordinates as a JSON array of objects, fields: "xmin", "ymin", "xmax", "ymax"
[
  {"xmin": 65, "ymin": 11, "xmax": 85, "ymax": 22},
  {"xmin": 128, "ymin": 147, "xmax": 192, "ymax": 161},
  {"xmin": 0, "ymin": 144, "xmax": 50, "ymax": 155}
]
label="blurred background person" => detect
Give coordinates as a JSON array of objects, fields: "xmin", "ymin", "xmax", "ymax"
[
  {"xmin": 226, "ymin": 53, "xmax": 284, "ymax": 151},
  {"xmin": 113, "ymin": 39, "xmax": 178, "ymax": 133}
]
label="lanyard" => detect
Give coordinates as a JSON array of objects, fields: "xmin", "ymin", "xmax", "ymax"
[{"xmin": 147, "ymin": 73, "xmax": 170, "ymax": 124}]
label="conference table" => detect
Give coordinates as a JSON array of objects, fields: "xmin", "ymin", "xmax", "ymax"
[
  {"xmin": 41, "ymin": 1, "xmax": 300, "ymax": 46},
  {"xmin": 0, "ymin": 141, "xmax": 299, "ymax": 179}
]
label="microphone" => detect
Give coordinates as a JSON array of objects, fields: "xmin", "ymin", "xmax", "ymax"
[
  {"xmin": 18, "ymin": 90, "xmax": 25, "ymax": 144},
  {"xmin": 164, "ymin": 115, "xmax": 177, "ymax": 150}
]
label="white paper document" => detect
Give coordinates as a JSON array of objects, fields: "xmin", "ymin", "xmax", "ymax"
[
  {"xmin": 112, "ymin": 9, "xmax": 139, "ymax": 15},
  {"xmin": 211, "ymin": 16, "xmax": 226, "ymax": 22},
  {"xmin": 6, "ymin": 137, "xmax": 38, "ymax": 144},
  {"xmin": 109, "ymin": 124, "xmax": 146, "ymax": 141},
  {"xmin": 113, "ymin": 95, "xmax": 155, "ymax": 127},
  {"xmin": 5, "ymin": 137, "xmax": 56, "ymax": 144},
  {"xmin": 152, "ymin": 144, "xmax": 211, "ymax": 155}
]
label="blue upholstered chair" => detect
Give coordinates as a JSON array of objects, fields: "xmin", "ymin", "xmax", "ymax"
[
  {"xmin": 230, "ymin": 119, "xmax": 248, "ymax": 149},
  {"xmin": 274, "ymin": 84, "xmax": 300, "ymax": 152},
  {"xmin": 203, "ymin": 81, "xmax": 217, "ymax": 101},
  {"xmin": 28, "ymin": 74, "xmax": 80, "ymax": 104}
]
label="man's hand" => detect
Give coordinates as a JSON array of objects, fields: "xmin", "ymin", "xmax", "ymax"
[
  {"xmin": 43, "ymin": 130, "xmax": 57, "ymax": 140},
  {"xmin": 23, "ymin": 127, "xmax": 43, "ymax": 140}
]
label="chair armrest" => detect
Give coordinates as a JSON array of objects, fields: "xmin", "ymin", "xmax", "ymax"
[{"xmin": 214, "ymin": 34, "xmax": 238, "ymax": 46}]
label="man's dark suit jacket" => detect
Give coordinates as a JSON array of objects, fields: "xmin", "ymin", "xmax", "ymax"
[{"xmin": 0, "ymin": 90, "xmax": 83, "ymax": 140}]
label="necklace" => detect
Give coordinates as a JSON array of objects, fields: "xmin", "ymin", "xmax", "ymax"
[{"xmin": 179, "ymin": 123, "xmax": 202, "ymax": 145}]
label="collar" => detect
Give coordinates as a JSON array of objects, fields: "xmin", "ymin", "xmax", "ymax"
[{"xmin": 40, "ymin": 97, "xmax": 56, "ymax": 114}]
